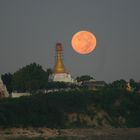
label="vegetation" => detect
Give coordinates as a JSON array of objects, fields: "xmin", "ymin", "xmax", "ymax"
[
  {"xmin": 1, "ymin": 63, "xmax": 140, "ymax": 129},
  {"xmin": 11, "ymin": 63, "xmax": 49, "ymax": 93},
  {"xmin": 1, "ymin": 63, "xmax": 77, "ymax": 93},
  {"xmin": 1, "ymin": 73, "xmax": 13, "ymax": 94},
  {"xmin": 108, "ymin": 79, "xmax": 127, "ymax": 89},
  {"xmin": 1, "ymin": 63, "xmax": 140, "ymax": 94},
  {"xmin": 0, "ymin": 89, "xmax": 140, "ymax": 128},
  {"xmin": 129, "ymin": 79, "xmax": 140, "ymax": 92},
  {"xmin": 76, "ymin": 75, "xmax": 94, "ymax": 82}
]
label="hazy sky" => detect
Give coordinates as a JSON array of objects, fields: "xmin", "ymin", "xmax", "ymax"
[{"xmin": 0, "ymin": 0, "xmax": 140, "ymax": 82}]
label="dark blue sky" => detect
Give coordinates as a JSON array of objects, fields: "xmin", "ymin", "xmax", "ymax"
[{"xmin": 0, "ymin": 0, "xmax": 140, "ymax": 82}]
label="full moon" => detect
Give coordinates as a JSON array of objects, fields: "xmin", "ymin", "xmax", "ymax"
[{"xmin": 71, "ymin": 31, "xmax": 96, "ymax": 54}]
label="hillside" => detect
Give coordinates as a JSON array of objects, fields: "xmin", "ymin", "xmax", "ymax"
[{"xmin": 0, "ymin": 89, "xmax": 140, "ymax": 128}]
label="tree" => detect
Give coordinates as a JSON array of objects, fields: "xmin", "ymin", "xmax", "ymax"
[
  {"xmin": 46, "ymin": 68, "xmax": 53, "ymax": 81},
  {"xmin": 110, "ymin": 79, "xmax": 127, "ymax": 89},
  {"xmin": 76, "ymin": 75, "xmax": 94, "ymax": 82},
  {"xmin": 129, "ymin": 79, "xmax": 140, "ymax": 92},
  {"xmin": 46, "ymin": 68, "xmax": 53, "ymax": 76},
  {"xmin": 12, "ymin": 63, "xmax": 48, "ymax": 93},
  {"xmin": 1, "ymin": 73, "xmax": 13, "ymax": 94}
]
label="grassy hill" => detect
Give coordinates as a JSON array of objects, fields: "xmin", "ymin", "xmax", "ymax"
[{"xmin": 0, "ymin": 89, "xmax": 140, "ymax": 128}]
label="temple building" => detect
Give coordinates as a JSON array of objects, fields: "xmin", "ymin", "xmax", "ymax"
[
  {"xmin": 49, "ymin": 43, "xmax": 74, "ymax": 83},
  {"xmin": 0, "ymin": 77, "xmax": 9, "ymax": 98}
]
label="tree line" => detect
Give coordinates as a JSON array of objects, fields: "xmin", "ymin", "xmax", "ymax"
[
  {"xmin": 1, "ymin": 63, "xmax": 77, "ymax": 94},
  {"xmin": 1, "ymin": 62, "xmax": 140, "ymax": 94},
  {"xmin": 0, "ymin": 89, "xmax": 140, "ymax": 128}
]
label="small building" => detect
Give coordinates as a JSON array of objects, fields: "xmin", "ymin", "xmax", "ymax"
[
  {"xmin": 11, "ymin": 92, "xmax": 31, "ymax": 98},
  {"xmin": 82, "ymin": 80, "xmax": 106, "ymax": 90}
]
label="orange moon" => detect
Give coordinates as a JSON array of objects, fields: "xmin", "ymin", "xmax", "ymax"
[{"xmin": 71, "ymin": 31, "xmax": 96, "ymax": 54}]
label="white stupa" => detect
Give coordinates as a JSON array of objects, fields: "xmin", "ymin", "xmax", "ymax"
[{"xmin": 0, "ymin": 77, "xmax": 9, "ymax": 98}]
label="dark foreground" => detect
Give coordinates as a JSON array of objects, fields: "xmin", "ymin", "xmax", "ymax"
[
  {"xmin": 1, "ymin": 90, "xmax": 140, "ymax": 128},
  {"xmin": 0, "ymin": 128, "xmax": 140, "ymax": 140}
]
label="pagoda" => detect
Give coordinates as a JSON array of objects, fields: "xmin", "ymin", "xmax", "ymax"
[{"xmin": 49, "ymin": 43, "xmax": 74, "ymax": 83}]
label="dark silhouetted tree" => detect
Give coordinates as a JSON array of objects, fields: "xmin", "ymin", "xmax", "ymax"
[
  {"xmin": 1, "ymin": 73, "xmax": 13, "ymax": 94},
  {"xmin": 76, "ymin": 75, "xmax": 94, "ymax": 82},
  {"xmin": 12, "ymin": 63, "xmax": 48, "ymax": 93}
]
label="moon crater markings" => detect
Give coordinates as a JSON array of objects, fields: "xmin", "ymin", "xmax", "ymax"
[{"xmin": 71, "ymin": 31, "xmax": 96, "ymax": 54}]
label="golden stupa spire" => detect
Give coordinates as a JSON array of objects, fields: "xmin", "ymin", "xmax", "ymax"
[{"xmin": 53, "ymin": 43, "xmax": 66, "ymax": 74}]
